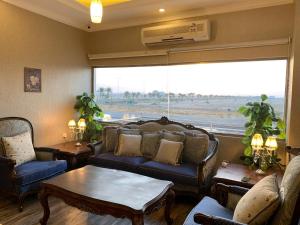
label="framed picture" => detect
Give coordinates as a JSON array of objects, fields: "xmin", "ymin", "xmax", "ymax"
[{"xmin": 24, "ymin": 67, "xmax": 41, "ymax": 92}]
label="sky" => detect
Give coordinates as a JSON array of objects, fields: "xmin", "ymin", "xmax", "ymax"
[{"xmin": 95, "ymin": 60, "xmax": 287, "ymax": 97}]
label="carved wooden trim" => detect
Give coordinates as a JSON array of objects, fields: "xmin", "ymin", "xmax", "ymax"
[{"xmin": 39, "ymin": 183, "xmax": 175, "ymax": 225}]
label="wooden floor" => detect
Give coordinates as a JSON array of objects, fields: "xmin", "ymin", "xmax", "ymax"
[{"xmin": 0, "ymin": 195, "xmax": 195, "ymax": 225}]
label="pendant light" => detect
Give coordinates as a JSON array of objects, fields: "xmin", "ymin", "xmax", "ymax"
[{"xmin": 90, "ymin": 0, "xmax": 103, "ymax": 24}]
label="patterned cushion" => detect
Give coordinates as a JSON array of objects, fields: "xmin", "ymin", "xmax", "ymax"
[
  {"xmin": 233, "ymin": 174, "xmax": 280, "ymax": 225},
  {"xmin": 1, "ymin": 132, "xmax": 36, "ymax": 166},
  {"xmin": 271, "ymin": 155, "xmax": 300, "ymax": 225},
  {"xmin": 115, "ymin": 134, "xmax": 142, "ymax": 157},
  {"xmin": 183, "ymin": 132, "xmax": 208, "ymax": 164},
  {"xmin": 154, "ymin": 139, "xmax": 183, "ymax": 165},
  {"xmin": 102, "ymin": 126, "xmax": 118, "ymax": 152},
  {"xmin": 141, "ymin": 132, "xmax": 162, "ymax": 159},
  {"xmin": 162, "ymin": 130, "xmax": 185, "ymax": 142}
]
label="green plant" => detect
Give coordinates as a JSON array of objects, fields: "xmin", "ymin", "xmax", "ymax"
[
  {"xmin": 74, "ymin": 92, "xmax": 104, "ymax": 142},
  {"xmin": 238, "ymin": 94, "xmax": 285, "ymax": 165}
]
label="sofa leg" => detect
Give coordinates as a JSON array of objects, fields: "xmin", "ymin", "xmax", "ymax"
[{"xmin": 18, "ymin": 195, "xmax": 25, "ymax": 212}]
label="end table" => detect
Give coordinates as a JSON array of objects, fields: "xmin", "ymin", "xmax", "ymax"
[
  {"xmin": 50, "ymin": 141, "xmax": 92, "ymax": 170},
  {"xmin": 212, "ymin": 163, "xmax": 284, "ymax": 189}
]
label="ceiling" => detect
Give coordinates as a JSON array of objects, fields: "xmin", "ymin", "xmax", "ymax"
[{"xmin": 3, "ymin": 0, "xmax": 293, "ymax": 32}]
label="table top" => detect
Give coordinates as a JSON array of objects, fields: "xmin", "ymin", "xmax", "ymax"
[
  {"xmin": 50, "ymin": 141, "xmax": 91, "ymax": 155},
  {"xmin": 213, "ymin": 163, "xmax": 284, "ymax": 188},
  {"xmin": 43, "ymin": 166, "xmax": 174, "ymax": 211}
]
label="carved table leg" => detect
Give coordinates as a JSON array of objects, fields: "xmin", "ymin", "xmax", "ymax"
[
  {"xmin": 132, "ymin": 214, "xmax": 144, "ymax": 225},
  {"xmin": 39, "ymin": 188, "xmax": 50, "ymax": 225},
  {"xmin": 165, "ymin": 189, "xmax": 175, "ymax": 225}
]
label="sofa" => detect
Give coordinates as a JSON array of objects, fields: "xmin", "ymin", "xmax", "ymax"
[{"xmin": 88, "ymin": 117, "xmax": 219, "ymax": 197}]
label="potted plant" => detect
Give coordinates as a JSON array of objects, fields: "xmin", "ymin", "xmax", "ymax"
[
  {"xmin": 238, "ymin": 94, "xmax": 285, "ymax": 167},
  {"xmin": 74, "ymin": 92, "xmax": 104, "ymax": 142}
]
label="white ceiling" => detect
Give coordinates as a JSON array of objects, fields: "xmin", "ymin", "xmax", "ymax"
[{"xmin": 3, "ymin": 0, "xmax": 293, "ymax": 32}]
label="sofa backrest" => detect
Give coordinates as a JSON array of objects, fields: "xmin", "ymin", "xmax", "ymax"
[
  {"xmin": 125, "ymin": 116, "xmax": 216, "ymax": 141},
  {"xmin": 271, "ymin": 155, "xmax": 300, "ymax": 225},
  {"xmin": 0, "ymin": 117, "xmax": 34, "ymax": 156}
]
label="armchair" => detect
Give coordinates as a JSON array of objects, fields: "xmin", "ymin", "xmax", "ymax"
[
  {"xmin": 0, "ymin": 117, "xmax": 67, "ymax": 211},
  {"xmin": 183, "ymin": 155, "xmax": 300, "ymax": 225}
]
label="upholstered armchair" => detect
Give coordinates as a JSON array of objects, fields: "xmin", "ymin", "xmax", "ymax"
[
  {"xmin": 0, "ymin": 117, "xmax": 67, "ymax": 211},
  {"xmin": 183, "ymin": 155, "xmax": 300, "ymax": 225}
]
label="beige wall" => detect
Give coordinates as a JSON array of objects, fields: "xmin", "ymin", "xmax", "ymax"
[
  {"xmin": 87, "ymin": 5, "xmax": 294, "ymax": 163},
  {"xmin": 0, "ymin": 1, "xmax": 91, "ymax": 146},
  {"xmin": 287, "ymin": 1, "xmax": 300, "ymax": 148}
]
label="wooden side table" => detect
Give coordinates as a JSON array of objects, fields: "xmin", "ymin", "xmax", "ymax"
[
  {"xmin": 50, "ymin": 141, "xmax": 92, "ymax": 170},
  {"xmin": 212, "ymin": 163, "xmax": 284, "ymax": 189}
]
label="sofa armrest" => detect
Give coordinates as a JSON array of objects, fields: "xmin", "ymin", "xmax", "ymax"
[
  {"xmin": 88, "ymin": 141, "xmax": 103, "ymax": 155},
  {"xmin": 0, "ymin": 156, "xmax": 16, "ymax": 179},
  {"xmin": 34, "ymin": 147, "xmax": 57, "ymax": 161},
  {"xmin": 194, "ymin": 213, "xmax": 247, "ymax": 225},
  {"xmin": 216, "ymin": 183, "xmax": 249, "ymax": 208},
  {"xmin": 198, "ymin": 138, "xmax": 219, "ymax": 187}
]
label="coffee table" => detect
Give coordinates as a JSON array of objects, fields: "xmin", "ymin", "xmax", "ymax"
[{"xmin": 39, "ymin": 166, "xmax": 175, "ymax": 225}]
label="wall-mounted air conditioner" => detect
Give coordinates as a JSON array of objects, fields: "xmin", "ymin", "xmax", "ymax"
[{"xmin": 141, "ymin": 20, "xmax": 211, "ymax": 46}]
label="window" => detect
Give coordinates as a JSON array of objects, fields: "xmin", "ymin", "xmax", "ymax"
[{"xmin": 94, "ymin": 60, "xmax": 287, "ymax": 134}]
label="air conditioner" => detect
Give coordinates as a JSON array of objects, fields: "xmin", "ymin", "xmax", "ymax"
[{"xmin": 141, "ymin": 20, "xmax": 210, "ymax": 47}]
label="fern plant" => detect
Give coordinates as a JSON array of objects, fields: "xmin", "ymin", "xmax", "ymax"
[
  {"xmin": 74, "ymin": 92, "xmax": 104, "ymax": 142},
  {"xmin": 238, "ymin": 94, "xmax": 285, "ymax": 165}
]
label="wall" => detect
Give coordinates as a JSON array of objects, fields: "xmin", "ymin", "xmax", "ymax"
[
  {"xmin": 87, "ymin": 5, "xmax": 294, "ymax": 163},
  {"xmin": 287, "ymin": 1, "xmax": 300, "ymax": 148},
  {"xmin": 0, "ymin": 1, "xmax": 91, "ymax": 146}
]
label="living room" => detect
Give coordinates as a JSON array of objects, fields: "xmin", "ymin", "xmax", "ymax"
[{"xmin": 0, "ymin": 0, "xmax": 299, "ymax": 225}]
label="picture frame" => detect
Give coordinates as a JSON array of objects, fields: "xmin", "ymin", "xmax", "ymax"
[{"xmin": 24, "ymin": 67, "xmax": 42, "ymax": 92}]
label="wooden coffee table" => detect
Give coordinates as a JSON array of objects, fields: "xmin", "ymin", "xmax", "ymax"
[{"xmin": 39, "ymin": 166, "xmax": 175, "ymax": 225}]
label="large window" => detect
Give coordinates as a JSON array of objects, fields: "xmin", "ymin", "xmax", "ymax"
[{"xmin": 94, "ymin": 60, "xmax": 287, "ymax": 134}]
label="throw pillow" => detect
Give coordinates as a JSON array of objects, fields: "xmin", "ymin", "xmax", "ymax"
[
  {"xmin": 103, "ymin": 126, "xmax": 119, "ymax": 152},
  {"xmin": 141, "ymin": 132, "xmax": 162, "ymax": 159},
  {"xmin": 1, "ymin": 131, "xmax": 36, "ymax": 166},
  {"xmin": 154, "ymin": 139, "xmax": 183, "ymax": 166},
  {"xmin": 115, "ymin": 134, "xmax": 142, "ymax": 157},
  {"xmin": 183, "ymin": 132, "xmax": 209, "ymax": 164},
  {"xmin": 114, "ymin": 128, "xmax": 141, "ymax": 153},
  {"xmin": 162, "ymin": 130, "xmax": 185, "ymax": 142},
  {"xmin": 233, "ymin": 174, "xmax": 280, "ymax": 225}
]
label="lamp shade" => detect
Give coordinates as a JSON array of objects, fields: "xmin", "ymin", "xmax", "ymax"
[
  {"xmin": 251, "ymin": 133, "xmax": 264, "ymax": 148},
  {"xmin": 68, "ymin": 119, "xmax": 76, "ymax": 128},
  {"xmin": 90, "ymin": 0, "xmax": 103, "ymax": 24},
  {"xmin": 78, "ymin": 118, "xmax": 86, "ymax": 129},
  {"xmin": 265, "ymin": 136, "xmax": 278, "ymax": 150}
]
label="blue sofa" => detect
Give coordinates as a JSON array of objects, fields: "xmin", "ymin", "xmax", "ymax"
[
  {"xmin": 0, "ymin": 117, "xmax": 67, "ymax": 211},
  {"xmin": 88, "ymin": 117, "xmax": 219, "ymax": 197}
]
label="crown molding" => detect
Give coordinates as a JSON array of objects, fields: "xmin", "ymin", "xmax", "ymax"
[
  {"xmin": 3, "ymin": 0, "xmax": 293, "ymax": 32},
  {"xmin": 91, "ymin": 0, "xmax": 293, "ymax": 32}
]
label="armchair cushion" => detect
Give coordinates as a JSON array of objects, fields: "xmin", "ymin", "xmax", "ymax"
[
  {"xmin": 2, "ymin": 131, "xmax": 36, "ymax": 166},
  {"xmin": 138, "ymin": 160, "xmax": 198, "ymax": 186},
  {"xmin": 15, "ymin": 160, "xmax": 67, "ymax": 186},
  {"xmin": 184, "ymin": 196, "xmax": 233, "ymax": 225},
  {"xmin": 233, "ymin": 174, "xmax": 280, "ymax": 225}
]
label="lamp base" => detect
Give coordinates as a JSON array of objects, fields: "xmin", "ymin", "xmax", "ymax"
[
  {"xmin": 75, "ymin": 142, "xmax": 82, "ymax": 147},
  {"xmin": 255, "ymin": 169, "xmax": 266, "ymax": 175}
]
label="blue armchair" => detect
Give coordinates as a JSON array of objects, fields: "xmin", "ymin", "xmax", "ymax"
[{"xmin": 0, "ymin": 117, "xmax": 67, "ymax": 211}]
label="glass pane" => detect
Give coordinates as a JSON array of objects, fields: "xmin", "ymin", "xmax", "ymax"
[{"xmin": 94, "ymin": 60, "xmax": 287, "ymax": 134}]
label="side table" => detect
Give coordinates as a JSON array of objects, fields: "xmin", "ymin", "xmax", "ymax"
[
  {"xmin": 212, "ymin": 163, "xmax": 284, "ymax": 189},
  {"xmin": 50, "ymin": 141, "xmax": 92, "ymax": 170}
]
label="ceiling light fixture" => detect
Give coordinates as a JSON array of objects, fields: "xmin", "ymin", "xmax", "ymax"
[
  {"xmin": 159, "ymin": 8, "xmax": 166, "ymax": 13},
  {"xmin": 90, "ymin": 0, "xmax": 103, "ymax": 24}
]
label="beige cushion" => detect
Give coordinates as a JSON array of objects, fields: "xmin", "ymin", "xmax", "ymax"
[
  {"xmin": 233, "ymin": 174, "xmax": 280, "ymax": 225},
  {"xmin": 271, "ymin": 155, "xmax": 300, "ymax": 225},
  {"xmin": 183, "ymin": 132, "xmax": 208, "ymax": 164},
  {"xmin": 114, "ymin": 128, "xmax": 141, "ymax": 153},
  {"xmin": 115, "ymin": 134, "xmax": 142, "ymax": 157},
  {"xmin": 1, "ymin": 131, "xmax": 36, "ymax": 166},
  {"xmin": 103, "ymin": 126, "xmax": 119, "ymax": 152},
  {"xmin": 154, "ymin": 139, "xmax": 183, "ymax": 165},
  {"xmin": 141, "ymin": 132, "xmax": 162, "ymax": 159}
]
